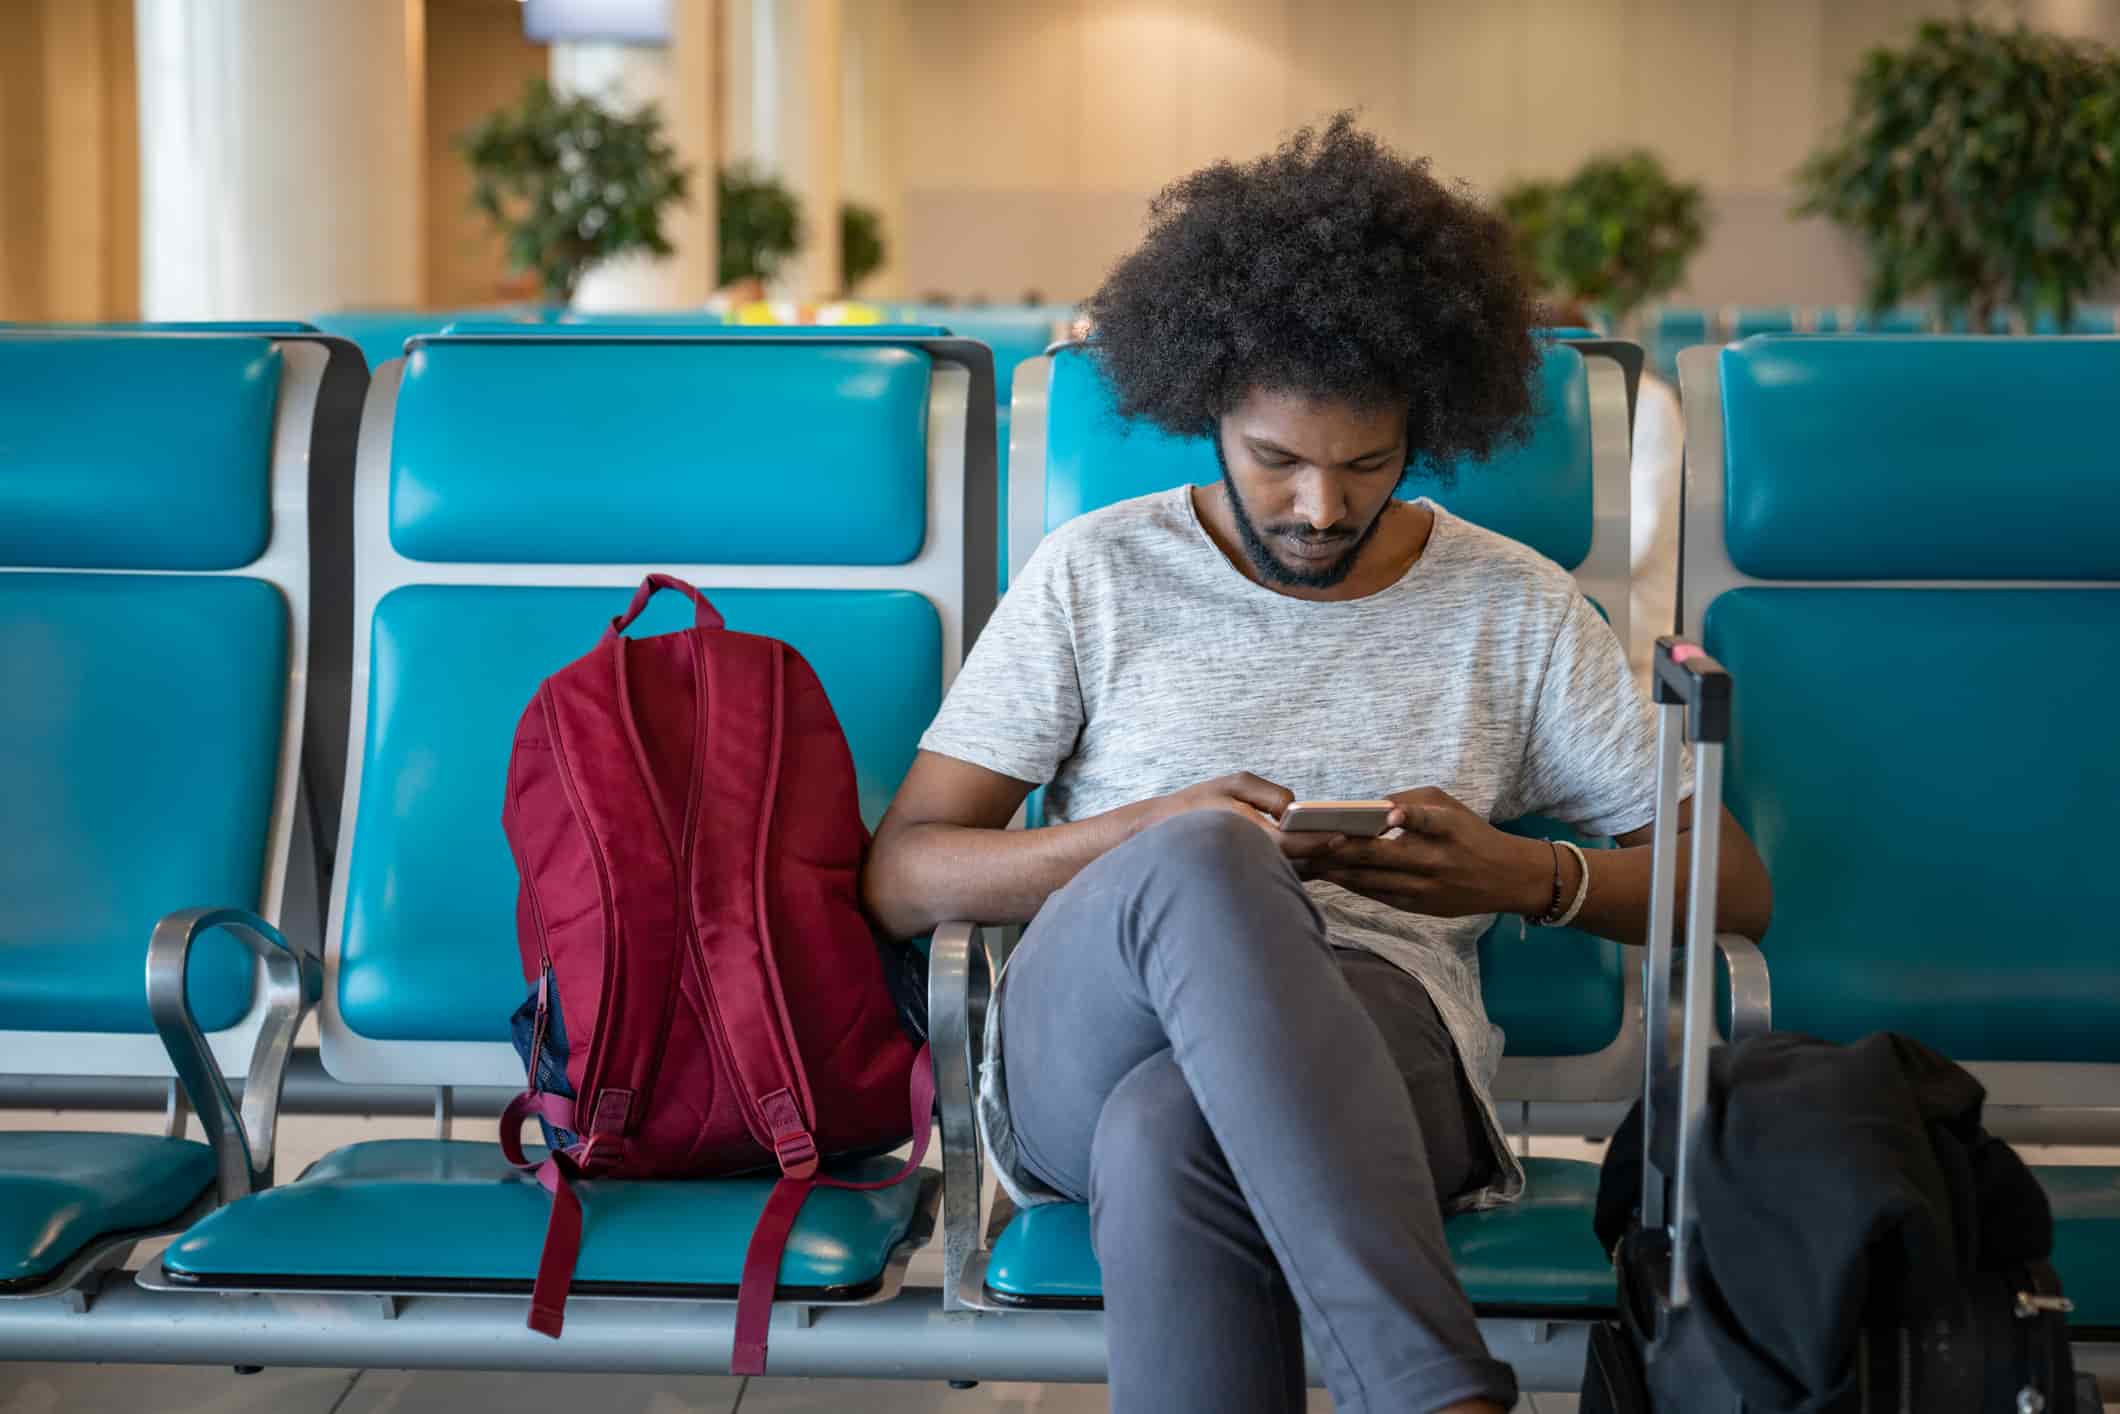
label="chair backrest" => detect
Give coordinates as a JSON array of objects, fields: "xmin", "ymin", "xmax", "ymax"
[
  {"xmin": 0, "ymin": 320, "xmax": 319, "ymax": 335},
  {"xmin": 1654, "ymin": 307, "xmax": 1713, "ymax": 342},
  {"xmin": 310, "ymin": 310, "xmax": 538, "ymax": 370},
  {"xmin": 1813, "ymin": 307, "xmax": 1932, "ymax": 334},
  {"xmin": 318, "ymin": 333, "xmax": 994, "ymax": 1087},
  {"xmin": 2032, "ymin": 306, "xmax": 2119, "ymax": 336},
  {"xmin": 442, "ymin": 320, "xmax": 950, "ymax": 339},
  {"xmin": 1945, "ymin": 308, "xmax": 2016, "ymax": 335},
  {"xmin": 558, "ymin": 308, "xmax": 727, "ymax": 326},
  {"xmin": 894, "ymin": 306, "xmax": 1066, "ymax": 404},
  {"xmin": 1007, "ymin": 338, "xmax": 1642, "ymax": 1099},
  {"xmin": 1727, "ymin": 307, "xmax": 1798, "ymax": 339},
  {"xmin": 1011, "ymin": 339, "xmax": 1631, "ymax": 639},
  {"xmin": 0, "ymin": 332, "xmax": 320, "ymax": 1078},
  {"xmin": 1679, "ymin": 336, "xmax": 2120, "ymax": 1104}
]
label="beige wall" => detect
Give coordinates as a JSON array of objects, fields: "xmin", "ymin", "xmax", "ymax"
[
  {"xmin": 0, "ymin": 0, "xmax": 138, "ymax": 322},
  {"xmin": 424, "ymin": 0, "xmax": 548, "ymax": 308},
  {"xmin": 888, "ymin": 0, "xmax": 2120, "ymax": 306}
]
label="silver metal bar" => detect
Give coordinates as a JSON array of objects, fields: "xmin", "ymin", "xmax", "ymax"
[
  {"xmin": 928, "ymin": 922, "xmax": 988, "ymax": 1315},
  {"xmin": 162, "ymin": 1079, "xmax": 190, "ymax": 1141},
  {"xmin": 0, "ymin": 1050, "xmax": 518, "ymax": 1117},
  {"xmin": 1668, "ymin": 740, "xmax": 1726, "ymax": 1308},
  {"xmin": 434, "ymin": 1086, "xmax": 454, "ymax": 1142},
  {"xmin": 1640, "ymin": 702, "xmax": 1686, "ymax": 1231},
  {"xmin": 0, "ymin": 1278, "xmax": 1595, "ymax": 1390},
  {"xmin": 145, "ymin": 908, "xmax": 324, "ymax": 1203},
  {"xmin": 1714, "ymin": 933, "xmax": 1772, "ymax": 1042}
]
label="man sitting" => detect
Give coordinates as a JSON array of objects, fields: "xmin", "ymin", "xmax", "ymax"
[{"xmin": 863, "ymin": 114, "xmax": 1772, "ymax": 1414}]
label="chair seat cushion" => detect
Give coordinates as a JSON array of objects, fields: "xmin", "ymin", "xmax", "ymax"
[
  {"xmin": 161, "ymin": 1140, "xmax": 924, "ymax": 1297},
  {"xmin": 0, "ymin": 1132, "xmax": 214, "ymax": 1289},
  {"xmin": 985, "ymin": 1156, "xmax": 1615, "ymax": 1313},
  {"xmin": 2039, "ymin": 1165, "xmax": 2120, "ymax": 1329}
]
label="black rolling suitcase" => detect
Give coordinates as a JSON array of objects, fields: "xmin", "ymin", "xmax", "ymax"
[{"xmin": 1580, "ymin": 638, "xmax": 2100, "ymax": 1414}]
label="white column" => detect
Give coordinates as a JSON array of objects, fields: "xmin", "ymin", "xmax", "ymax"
[
  {"xmin": 549, "ymin": 0, "xmax": 717, "ymax": 312},
  {"xmin": 729, "ymin": 0, "xmax": 843, "ymax": 302},
  {"xmin": 134, "ymin": 0, "xmax": 422, "ymax": 319}
]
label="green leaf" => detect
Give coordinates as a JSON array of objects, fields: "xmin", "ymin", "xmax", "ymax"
[
  {"xmin": 454, "ymin": 76, "xmax": 697, "ymax": 300},
  {"xmin": 1791, "ymin": 17, "xmax": 2120, "ymax": 324},
  {"xmin": 1497, "ymin": 150, "xmax": 1708, "ymax": 320}
]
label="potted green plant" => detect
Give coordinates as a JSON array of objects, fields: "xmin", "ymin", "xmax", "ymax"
[
  {"xmin": 841, "ymin": 202, "xmax": 887, "ymax": 296},
  {"xmin": 1500, "ymin": 151, "xmax": 1708, "ymax": 327},
  {"xmin": 459, "ymin": 78, "xmax": 693, "ymax": 306},
  {"xmin": 717, "ymin": 164, "xmax": 804, "ymax": 288},
  {"xmin": 1795, "ymin": 19, "xmax": 2120, "ymax": 331}
]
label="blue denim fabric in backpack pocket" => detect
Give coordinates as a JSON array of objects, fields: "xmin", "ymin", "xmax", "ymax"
[{"xmin": 508, "ymin": 980, "xmax": 580, "ymax": 1151}]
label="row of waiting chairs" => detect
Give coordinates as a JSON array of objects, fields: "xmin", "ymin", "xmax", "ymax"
[
  {"xmin": 1, "ymin": 323, "xmax": 2115, "ymax": 1391},
  {"xmin": 1654, "ymin": 304, "xmax": 2120, "ymax": 341},
  {"xmin": 1642, "ymin": 304, "xmax": 2120, "ymax": 383}
]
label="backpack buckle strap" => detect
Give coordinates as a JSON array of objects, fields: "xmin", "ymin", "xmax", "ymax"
[
  {"xmin": 758, "ymin": 1088, "xmax": 819, "ymax": 1179},
  {"xmin": 501, "ymin": 1090, "xmax": 578, "ymax": 1174}
]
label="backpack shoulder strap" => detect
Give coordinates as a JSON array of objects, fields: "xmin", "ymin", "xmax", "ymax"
[
  {"xmin": 732, "ymin": 1044, "xmax": 935, "ymax": 1376},
  {"xmin": 689, "ymin": 631, "xmax": 821, "ymax": 1176}
]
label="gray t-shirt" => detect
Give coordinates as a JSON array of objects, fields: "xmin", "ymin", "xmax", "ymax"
[{"xmin": 920, "ymin": 488, "xmax": 1685, "ymax": 1209}]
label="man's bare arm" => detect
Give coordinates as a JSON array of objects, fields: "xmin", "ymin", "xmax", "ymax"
[{"xmin": 862, "ymin": 751, "xmax": 1339, "ymax": 940}]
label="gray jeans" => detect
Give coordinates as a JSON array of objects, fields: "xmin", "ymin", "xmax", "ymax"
[{"xmin": 1001, "ymin": 810, "xmax": 1518, "ymax": 1414}]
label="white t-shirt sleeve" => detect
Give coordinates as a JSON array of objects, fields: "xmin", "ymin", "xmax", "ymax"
[
  {"xmin": 916, "ymin": 533, "xmax": 1085, "ymax": 786},
  {"xmin": 1502, "ymin": 590, "xmax": 1690, "ymax": 838}
]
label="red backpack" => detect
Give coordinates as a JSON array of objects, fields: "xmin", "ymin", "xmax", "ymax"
[{"xmin": 498, "ymin": 574, "xmax": 930, "ymax": 1373}]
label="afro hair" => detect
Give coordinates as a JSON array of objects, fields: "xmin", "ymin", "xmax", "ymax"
[{"xmin": 1083, "ymin": 113, "xmax": 1542, "ymax": 471}]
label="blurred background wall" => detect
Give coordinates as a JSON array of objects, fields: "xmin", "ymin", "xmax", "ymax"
[
  {"xmin": 2, "ymin": 0, "xmax": 2116, "ymax": 320},
  {"xmin": 889, "ymin": 0, "xmax": 2120, "ymax": 304}
]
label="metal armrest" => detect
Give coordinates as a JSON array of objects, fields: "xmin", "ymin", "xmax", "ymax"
[
  {"xmin": 1715, "ymin": 932, "xmax": 1771, "ymax": 1044},
  {"xmin": 929, "ymin": 920, "xmax": 993, "ymax": 1313},
  {"xmin": 147, "ymin": 907, "xmax": 323, "ymax": 1204}
]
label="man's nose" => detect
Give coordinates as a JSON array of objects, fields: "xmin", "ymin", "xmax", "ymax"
[{"xmin": 1292, "ymin": 469, "xmax": 1348, "ymax": 531}]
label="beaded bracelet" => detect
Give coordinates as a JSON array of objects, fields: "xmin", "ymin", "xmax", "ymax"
[{"xmin": 1530, "ymin": 839, "xmax": 1592, "ymax": 929}]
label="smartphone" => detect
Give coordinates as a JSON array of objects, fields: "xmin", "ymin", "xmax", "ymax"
[{"xmin": 1277, "ymin": 800, "xmax": 1397, "ymax": 836}]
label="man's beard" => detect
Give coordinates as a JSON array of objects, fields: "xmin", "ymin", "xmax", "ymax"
[{"xmin": 1214, "ymin": 444, "xmax": 1386, "ymax": 590}]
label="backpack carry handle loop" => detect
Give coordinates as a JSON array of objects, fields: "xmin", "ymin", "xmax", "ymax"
[{"xmin": 609, "ymin": 574, "xmax": 724, "ymax": 637}]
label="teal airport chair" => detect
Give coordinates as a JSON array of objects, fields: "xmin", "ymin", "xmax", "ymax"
[
  {"xmin": 1647, "ymin": 305, "xmax": 1712, "ymax": 383},
  {"xmin": 2033, "ymin": 306, "xmax": 2119, "ymax": 335},
  {"xmin": 927, "ymin": 335, "xmax": 1766, "ymax": 1392},
  {"xmin": 1677, "ymin": 335, "xmax": 2120, "ymax": 1353},
  {"xmin": 1945, "ymin": 308, "xmax": 2017, "ymax": 334},
  {"xmin": 134, "ymin": 331, "xmax": 996, "ymax": 1350},
  {"xmin": 442, "ymin": 320, "xmax": 947, "ymax": 339},
  {"xmin": 1726, "ymin": 307, "xmax": 1799, "ymax": 339},
  {"xmin": 896, "ymin": 305, "xmax": 1073, "ymax": 583},
  {"xmin": 0, "ymin": 333, "xmax": 332, "ymax": 1303},
  {"xmin": 0, "ymin": 319, "xmax": 319, "ymax": 335},
  {"xmin": 310, "ymin": 309, "xmax": 542, "ymax": 369},
  {"xmin": 1812, "ymin": 306, "xmax": 1932, "ymax": 334},
  {"xmin": 439, "ymin": 316, "xmax": 1014, "ymax": 593},
  {"xmin": 557, "ymin": 308, "xmax": 726, "ymax": 325}
]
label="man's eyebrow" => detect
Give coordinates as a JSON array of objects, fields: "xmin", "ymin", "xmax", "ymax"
[{"xmin": 1241, "ymin": 435, "xmax": 1400, "ymax": 466}]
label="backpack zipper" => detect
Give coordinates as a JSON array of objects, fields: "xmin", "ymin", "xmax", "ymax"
[
  {"xmin": 539, "ymin": 683, "xmax": 624, "ymax": 1129},
  {"xmin": 502, "ymin": 742, "xmax": 561, "ymax": 1082}
]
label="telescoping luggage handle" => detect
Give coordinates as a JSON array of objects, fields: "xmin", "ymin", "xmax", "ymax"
[{"xmin": 1640, "ymin": 636, "xmax": 1733, "ymax": 1309}]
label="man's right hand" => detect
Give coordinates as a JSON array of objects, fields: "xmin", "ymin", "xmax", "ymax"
[{"xmin": 1141, "ymin": 772, "xmax": 1346, "ymax": 863}]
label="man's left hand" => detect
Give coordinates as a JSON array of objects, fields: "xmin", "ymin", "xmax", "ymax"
[{"xmin": 1303, "ymin": 787, "xmax": 1553, "ymax": 919}]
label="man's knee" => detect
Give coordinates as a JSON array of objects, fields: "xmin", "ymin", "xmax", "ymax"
[
  {"xmin": 1100, "ymin": 808, "xmax": 1292, "ymax": 912},
  {"xmin": 1089, "ymin": 1054, "xmax": 1219, "ymax": 1218},
  {"xmin": 1130, "ymin": 807, "xmax": 1280, "ymax": 870}
]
